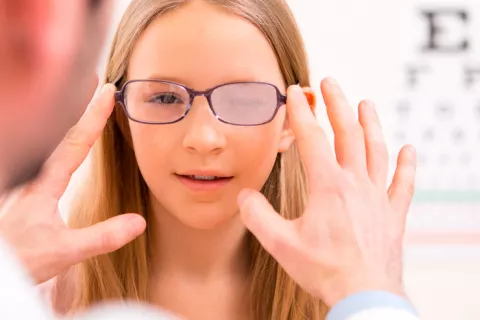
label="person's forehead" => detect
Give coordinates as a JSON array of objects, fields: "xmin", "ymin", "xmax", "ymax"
[{"xmin": 127, "ymin": 3, "xmax": 284, "ymax": 90}]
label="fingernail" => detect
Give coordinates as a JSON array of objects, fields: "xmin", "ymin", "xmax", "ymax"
[
  {"xmin": 326, "ymin": 77, "xmax": 337, "ymax": 86},
  {"xmin": 290, "ymin": 84, "xmax": 303, "ymax": 94},
  {"xmin": 408, "ymin": 145, "xmax": 417, "ymax": 161},
  {"xmin": 325, "ymin": 77, "xmax": 341, "ymax": 93},
  {"xmin": 101, "ymin": 83, "xmax": 113, "ymax": 94},
  {"xmin": 363, "ymin": 99, "xmax": 373, "ymax": 108},
  {"xmin": 362, "ymin": 100, "xmax": 376, "ymax": 115},
  {"xmin": 126, "ymin": 214, "xmax": 146, "ymax": 232},
  {"xmin": 403, "ymin": 145, "xmax": 417, "ymax": 166}
]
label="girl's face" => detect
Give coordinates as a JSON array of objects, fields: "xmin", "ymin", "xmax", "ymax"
[{"xmin": 127, "ymin": 0, "xmax": 294, "ymax": 229}]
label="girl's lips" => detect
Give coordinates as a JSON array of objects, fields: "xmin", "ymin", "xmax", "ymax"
[{"xmin": 175, "ymin": 174, "xmax": 233, "ymax": 192}]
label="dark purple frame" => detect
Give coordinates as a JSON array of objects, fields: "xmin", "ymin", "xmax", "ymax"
[{"xmin": 114, "ymin": 80, "xmax": 288, "ymax": 126}]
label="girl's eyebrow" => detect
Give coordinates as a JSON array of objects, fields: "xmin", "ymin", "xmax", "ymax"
[
  {"xmin": 143, "ymin": 74, "xmax": 186, "ymax": 83},
  {"xmin": 139, "ymin": 73, "xmax": 271, "ymax": 86}
]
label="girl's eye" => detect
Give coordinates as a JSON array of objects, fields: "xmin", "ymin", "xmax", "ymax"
[{"xmin": 148, "ymin": 93, "xmax": 184, "ymax": 105}]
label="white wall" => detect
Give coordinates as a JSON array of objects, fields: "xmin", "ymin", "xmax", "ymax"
[{"xmin": 79, "ymin": 1, "xmax": 480, "ymax": 319}]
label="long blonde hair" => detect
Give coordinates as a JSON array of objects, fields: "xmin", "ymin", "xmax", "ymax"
[{"xmin": 57, "ymin": 0, "xmax": 328, "ymax": 318}]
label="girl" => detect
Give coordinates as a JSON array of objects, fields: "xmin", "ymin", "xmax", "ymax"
[{"xmin": 44, "ymin": 0, "xmax": 415, "ymax": 319}]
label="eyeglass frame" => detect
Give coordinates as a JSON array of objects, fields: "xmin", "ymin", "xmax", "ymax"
[{"xmin": 114, "ymin": 79, "xmax": 288, "ymax": 126}]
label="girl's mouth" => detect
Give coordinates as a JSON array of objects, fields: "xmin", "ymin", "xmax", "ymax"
[{"xmin": 175, "ymin": 174, "xmax": 234, "ymax": 192}]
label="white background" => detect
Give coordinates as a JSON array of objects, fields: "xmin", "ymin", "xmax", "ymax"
[{"xmin": 63, "ymin": 0, "xmax": 480, "ymax": 319}]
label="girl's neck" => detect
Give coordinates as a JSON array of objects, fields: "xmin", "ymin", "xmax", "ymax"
[{"xmin": 148, "ymin": 198, "xmax": 250, "ymax": 280}]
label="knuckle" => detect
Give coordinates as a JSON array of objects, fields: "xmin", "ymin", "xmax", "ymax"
[
  {"xmin": 66, "ymin": 126, "xmax": 92, "ymax": 150},
  {"xmin": 268, "ymin": 232, "xmax": 292, "ymax": 257},
  {"xmin": 300, "ymin": 227, "xmax": 323, "ymax": 250},
  {"xmin": 311, "ymin": 172, "xmax": 337, "ymax": 192},
  {"xmin": 369, "ymin": 139, "xmax": 388, "ymax": 158},
  {"xmin": 306, "ymin": 122, "xmax": 324, "ymax": 137},
  {"xmin": 100, "ymin": 231, "xmax": 119, "ymax": 251},
  {"xmin": 302, "ymin": 248, "xmax": 323, "ymax": 267},
  {"xmin": 65, "ymin": 127, "xmax": 83, "ymax": 147},
  {"xmin": 352, "ymin": 124, "xmax": 365, "ymax": 138},
  {"xmin": 337, "ymin": 123, "xmax": 364, "ymax": 141},
  {"xmin": 318, "ymin": 184, "xmax": 340, "ymax": 194},
  {"xmin": 404, "ymin": 181, "xmax": 416, "ymax": 198},
  {"xmin": 394, "ymin": 180, "xmax": 415, "ymax": 202},
  {"xmin": 336, "ymin": 172, "xmax": 355, "ymax": 192}
]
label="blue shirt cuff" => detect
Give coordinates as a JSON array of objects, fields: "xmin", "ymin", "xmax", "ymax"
[{"xmin": 326, "ymin": 291, "xmax": 418, "ymax": 320}]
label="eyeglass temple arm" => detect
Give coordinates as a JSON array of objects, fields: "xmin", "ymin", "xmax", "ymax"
[{"xmin": 114, "ymin": 91, "xmax": 123, "ymax": 103}]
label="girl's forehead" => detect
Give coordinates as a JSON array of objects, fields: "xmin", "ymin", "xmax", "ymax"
[{"xmin": 127, "ymin": 2, "xmax": 285, "ymax": 90}]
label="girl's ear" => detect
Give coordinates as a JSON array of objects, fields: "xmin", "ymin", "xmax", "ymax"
[{"xmin": 278, "ymin": 87, "xmax": 316, "ymax": 153}]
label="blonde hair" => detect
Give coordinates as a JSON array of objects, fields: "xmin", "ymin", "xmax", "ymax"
[{"xmin": 56, "ymin": 0, "xmax": 328, "ymax": 318}]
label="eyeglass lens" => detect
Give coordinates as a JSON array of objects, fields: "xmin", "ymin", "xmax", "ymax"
[{"xmin": 123, "ymin": 81, "xmax": 280, "ymax": 125}]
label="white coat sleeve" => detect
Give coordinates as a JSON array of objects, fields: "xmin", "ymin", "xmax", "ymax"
[{"xmin": 326, "ymin": 291, "xmax": 421, "ymax": 320}]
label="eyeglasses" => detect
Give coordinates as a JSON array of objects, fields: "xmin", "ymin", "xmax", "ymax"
[{"xmin": 114, "ymin": 80, "xmax": 288, "ymax": 126}]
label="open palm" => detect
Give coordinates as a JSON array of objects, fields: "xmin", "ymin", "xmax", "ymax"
[{"xmin": 239, "ymin": 78, "xmax": 416, "ymax": 307}]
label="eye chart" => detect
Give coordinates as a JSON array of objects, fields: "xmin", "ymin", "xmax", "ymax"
[
  {"xmin": 287, "ymin": 0, "xmax": 480, "ymax": 251},
  {"xmin": 384, "ymin": 1, "xmax": 480, "ymax": 246}
]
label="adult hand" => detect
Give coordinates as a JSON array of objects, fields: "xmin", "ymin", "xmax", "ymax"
[
  {"xmin": 0, "ymin": 82, "xmax": 146, "ymax": 284},
  {"xmin": 238, "ymin": 78, "xmax": 416, "ymax": 307}
]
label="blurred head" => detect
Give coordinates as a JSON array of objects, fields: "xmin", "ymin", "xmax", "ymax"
[
  {"xmin": 0, "ymin": 0, "xmax": 112, "ymax": 190},
  {"xmin": 65, "ymin": 0, "xmax": 327, "ymax": 319}
]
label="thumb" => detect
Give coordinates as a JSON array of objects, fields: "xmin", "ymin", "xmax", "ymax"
[
  {"xmin": 238, "ymin": 189, "xmax": 295, "ymax": 259},
  {"xmin": 69, "ymin": 213, "xmax": 146, "ymax": 264}
]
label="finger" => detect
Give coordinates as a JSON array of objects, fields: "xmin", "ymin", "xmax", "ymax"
[
  {"xmin": 238, "ymin": 189, "xmax": 298, "ymax": 261},
  {"xmin": 238, "ymin": 189, "xmax": 315, "ymax": 295},
  {"xmin": 286, "ymin": 84, "xmax": 338, "ymax": 187},
  {"xmin": 358, "ymin": 100, "xmax": 389, "ymax": 188},
  {"xmin": 68, "ymin": 213, "xmax": 146, "ymax": 263},
  {"xmin": 55, "ymin": 74, "xmax": 100, "ymax": 130},
  {"xmin": 321, "ymin": 78, "xmax": 367, "ymax": 173},
  {"xmin": 0, "ymin": 190, "xmax": 12, "ymax": 209},
  {"xmin": 0, "ymin": 187, "xmax": 22, "ymax": 217},
  {"xmin": 388, "ymin": 145, "xmax": 417, "ymax": 216},
  {"xmin": 39, "ymin": 84, "xmax": 116, "ymax": 199}
]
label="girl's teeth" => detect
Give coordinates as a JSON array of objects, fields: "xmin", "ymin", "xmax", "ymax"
[{"xmin": 191, "ymin": 175, "xmax": 217, "ymax": 181}]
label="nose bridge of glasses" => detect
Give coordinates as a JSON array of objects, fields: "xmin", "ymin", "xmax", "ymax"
[
  {"xmin": 189, "ymin": 88, "xmax": 212, "ymax": 99},
  {"xmin": 188, "ymin": 88, "xmax": 216, "ymax": 111},
  {"xmin": 184, "ymin": 106, "xmax": 224, "ymax": 139}
]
